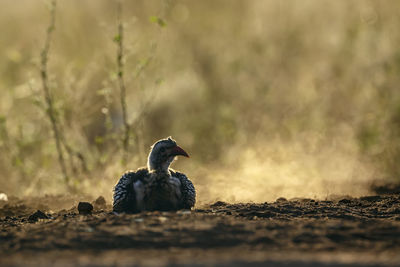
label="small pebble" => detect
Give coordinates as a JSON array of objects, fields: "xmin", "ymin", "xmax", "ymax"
[
  {"xmin": 78, "ymin": 202, "xmax": 93, "ymax": 215},
  {"xmin": 28, "ymin": 210, "xmax": 48, "ymax": 222},
  {"xmin": 93, "ymin": 196, "xmax": 106, "ymax": 209},
  {"xmin": 0, "ymin": 193, "xmax": 8, "ymax": 201}
]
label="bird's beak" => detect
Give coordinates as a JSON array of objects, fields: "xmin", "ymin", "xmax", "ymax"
[{"xmin": 170, "ymin": 145, "xmax": 190, "ymax": 158}]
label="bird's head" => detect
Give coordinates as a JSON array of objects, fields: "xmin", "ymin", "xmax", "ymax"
[{"xmin": 147, "ymin": 137, "xmax": 189, "ymax": 172}]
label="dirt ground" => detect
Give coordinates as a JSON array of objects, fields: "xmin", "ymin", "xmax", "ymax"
[{"xmin": 1, "ymin": 193, "xmax": 400, "ymax": 267}]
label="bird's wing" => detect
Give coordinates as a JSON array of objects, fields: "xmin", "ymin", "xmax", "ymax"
[
  {"xmin": 113, "ymin": 168, "xmax": 149, "ymax": 213},
  {"xmin": 170, "ymin": 170, "xmax": 196, "ymax": 209}
]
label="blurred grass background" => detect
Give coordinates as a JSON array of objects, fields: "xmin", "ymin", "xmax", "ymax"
[{"xmin": 1, "ymin": 0, "xmax": 400, "ymax": 203}]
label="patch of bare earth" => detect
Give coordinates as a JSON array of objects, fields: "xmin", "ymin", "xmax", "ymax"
[{"xmin": 1, "ymin": 194, "xmax": 400, "ymax": 266}]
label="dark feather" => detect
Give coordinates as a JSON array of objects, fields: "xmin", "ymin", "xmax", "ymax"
[{"xmin": 112, "ymin": 168, "xmax": 149, "ymax": 213}]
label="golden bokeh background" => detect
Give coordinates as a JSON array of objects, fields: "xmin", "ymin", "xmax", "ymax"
[{"xmin": 1, "ymin": 1, "xmax": 400, "ymax": 203}]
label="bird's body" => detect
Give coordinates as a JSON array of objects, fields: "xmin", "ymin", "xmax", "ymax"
[{"xmin": 113, "ymin": 137, "xmax": 195, "ymax": 213}]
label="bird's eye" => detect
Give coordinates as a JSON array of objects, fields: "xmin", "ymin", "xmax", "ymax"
[{"xmin": 160, "ymin": 147, "xmax": 165, "ymax": 153}]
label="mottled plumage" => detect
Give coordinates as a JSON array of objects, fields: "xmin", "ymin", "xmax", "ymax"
[{"xmin": 113, "ymin": 137, "xmax": 196, "ymax": 213}]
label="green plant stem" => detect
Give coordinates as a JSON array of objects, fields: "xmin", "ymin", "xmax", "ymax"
[
  {"xmin": 40, "ymin": 0, "xmax": 69, "ymax": 185},
  {"xmin": 116, "ymin": 2, "xmax": 130, "ymax": 164}
]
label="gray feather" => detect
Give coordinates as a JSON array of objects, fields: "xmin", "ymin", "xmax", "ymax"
[{"xmin": 170, "ymin": 170, "xmax": 196, "ymax": 209}]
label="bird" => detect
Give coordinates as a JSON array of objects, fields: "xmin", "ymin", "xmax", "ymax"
[{"xmin": 113, "ymin": 137, "xmax": 196, "ymax": 213}]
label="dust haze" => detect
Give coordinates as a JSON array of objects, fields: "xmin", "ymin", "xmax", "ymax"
[{"xmin": 194, "ymin": 137, "xmax": 375, "ymax": 204}]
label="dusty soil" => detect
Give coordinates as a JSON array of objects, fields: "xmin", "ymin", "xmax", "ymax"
[{"xmin": 1, "ymin": 194, "xmax": 400, "ymax": 266}]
